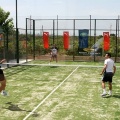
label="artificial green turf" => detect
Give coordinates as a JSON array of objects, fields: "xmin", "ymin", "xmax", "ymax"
[{"xmin": 0, "ymin": 61, "xmax": 119, "ymax": 120}]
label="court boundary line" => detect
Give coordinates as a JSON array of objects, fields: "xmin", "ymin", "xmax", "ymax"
[
  {"xmin": 3, "ymin": 63, "xmax": 120, "ymax": 68},
  {"xmin": 23, "ymin": 65, "xmax": 80, "ymax": 120}
]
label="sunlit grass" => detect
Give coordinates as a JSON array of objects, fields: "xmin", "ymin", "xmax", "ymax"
[{"xmin": 0, "ymin": 61, "xmax": 120, "ymax": 120}]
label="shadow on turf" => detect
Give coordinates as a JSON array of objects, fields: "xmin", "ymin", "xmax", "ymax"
[
  {"xmin": 4, "ymin": 102, "xmax": 40, "ymax": 117},
  {"xmin": 102, "ymin": 95, "xmax": 112, "ymax": 98},
  {"xmin": 50, "ymin": 66, "xmax": 59, "ymax": 68},
  {"xmin": 102, "ymin": 94, "xmax": 120, "ymax": 99},
  {"xmin": 4, "ymin": 102, "xmax": 31, "ymax": 112},
  {"xmin": 5, "ymin": 66, "xmax": 34, "ymax": 77},
  {"xmin": 112, "ymin": 94, "xmax": 120, "ymax": 98}
]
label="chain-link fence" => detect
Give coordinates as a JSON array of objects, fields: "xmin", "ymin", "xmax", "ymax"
[{"xmin": 1, "ymin": 18, "xmax": 120, "ymax": 63}]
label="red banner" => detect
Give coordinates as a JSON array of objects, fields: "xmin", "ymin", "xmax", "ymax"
[
  {"xmin": 43, "ymin": 32, "xmax": 49, "ymax": 49},
  {"xmin": 63, "ymin": 31, "xmax": 69, "ymax": 50},
  {"xmin": 103, "ymin": 32, "xmax": 110, "ymax": 51}
]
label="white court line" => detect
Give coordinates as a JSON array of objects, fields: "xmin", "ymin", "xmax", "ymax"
[
  {"xmin": 3, "ymin": 63, "xmax": 120, "ymax": 68},
  {"xmin": 23, "ymin": 65, "xmax": 80, "ymax": 120}
]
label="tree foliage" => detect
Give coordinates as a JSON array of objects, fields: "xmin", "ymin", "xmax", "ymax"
[{"xmin": 0, "ymin": 7, "xmax": 14, "ymax": 34}]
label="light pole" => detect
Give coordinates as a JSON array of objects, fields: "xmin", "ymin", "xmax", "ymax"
[
  {"xmin": 16, "ymin": 0, "xmax": 19, "ymax": 63},
  {"xmin": 16, "ymin": 0, "xmax": 18, "ymax": 30}
]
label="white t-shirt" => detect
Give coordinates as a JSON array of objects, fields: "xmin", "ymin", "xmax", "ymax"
[
  {"xmin": 51, "ymin": 48, "xmax": 57, "ymax": 55},
  {"xmin": 104, "ymin": 58, "xmax": 115, "ymax": 72}
]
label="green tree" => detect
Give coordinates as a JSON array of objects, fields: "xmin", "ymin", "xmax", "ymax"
[{"xmin": 0, "ymin": 7, "xmax": 14, "ymax": 34}]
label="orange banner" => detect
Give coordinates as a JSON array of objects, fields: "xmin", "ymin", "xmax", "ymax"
[
  {"xmin": 43, "ymin": 32, "xmax": 49, "ymax": 49},
  {"xmin": 103, "ymin": 32, "xmax": 110, "ymax": 51},
  {"xmin": 63, "ymin": 31, "xmax": 69, "ymax": 50}
]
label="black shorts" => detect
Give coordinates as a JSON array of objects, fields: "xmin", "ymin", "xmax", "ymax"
[
  {"xmin": 102, "ymin": 72, "xmax": 113, "ymax": 83},
  {"xmin": 51, "ymin": 54, "xmax": 57, "ymax": 58},
  {"xmin": 0, "ymin": 69, "xmax": 5, "ymax": 81},
  {"xmin": 0, "ymin": 69, "xmax": 4, "ymax": 74}
]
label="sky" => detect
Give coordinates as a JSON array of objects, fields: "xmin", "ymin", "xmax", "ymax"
[{"xmin": 0, "ymin": 0, "xmax": 120, "ymax": 29}]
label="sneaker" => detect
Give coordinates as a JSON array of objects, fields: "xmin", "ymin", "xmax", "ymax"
[
  {"xmin": 1, "ymin": 90, "xmax": 8, "ymax": 96},
  {"xmin": 101, "ymin": 92, "xmax": 106, "ymax": 97},
  {"xmin": 108, "ymin": 91, "xmax": 112, "ymax": 96}
]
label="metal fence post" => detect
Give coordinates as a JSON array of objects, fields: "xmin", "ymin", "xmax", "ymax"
[
  {"xmin": 115, "ymin": 19, "xmax": 118, "ymax": 62},
  {"xmin": 53, "ymin": 19, "xmax": 55, "ymax": 44},
  {"xmin": 26, "ymin": 18, "xmax": 28, "ymax": 62},
  {"xmin": 73, "ymin": 19, "xmax": 75, "ymax": 61},
  {"xmin": 16, "ymin": 28, "xmax": 19, "ymax": 63},
  {"xmin": 33, "ymin": 20, "xmax": 35, "ymax": 60},
  {"xmin": 94, "ymin": 19, "xmax": 96, "ymax": 62}
]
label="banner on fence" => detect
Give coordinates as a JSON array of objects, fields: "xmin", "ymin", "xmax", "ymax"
[
  {"xmin": 43, "ymin": 32, "xmax": 49, "ymax": 49},
  {"xmin": 78, "ymin": 29, "xmax": 89, "ymax": 48},
  {"xmin": 103, "ymin": 32, "xmax": 110, "ymax": 51},
  {"xmin": 63, "ymin": 31, "xmax": 69, "ymax": 50}
]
